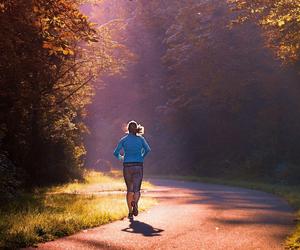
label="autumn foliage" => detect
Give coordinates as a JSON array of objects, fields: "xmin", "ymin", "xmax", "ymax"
[
  {"xmin": 1, "ymin": 0, "xmax": 299, "ymax": 194},
  {"xmin": 84, "ymin": 0, "xmax": 300, "ymax": 184},
  {"xmin": 228, "ymin": 0, "xmax": 300, "ymax": 66},
  {"xmin": 0, "ymin": 0, "xmax": 122, "ymax": 189}
]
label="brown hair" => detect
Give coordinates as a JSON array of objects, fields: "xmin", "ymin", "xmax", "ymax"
[{"xmin": 127, "ymin": 120, "xmax": 144, "ymax": 135}]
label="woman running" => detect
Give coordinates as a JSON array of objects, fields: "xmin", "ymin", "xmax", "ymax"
[{"xmin": 113, "ymin": 120, "xmax": 151, "ymax": 220}]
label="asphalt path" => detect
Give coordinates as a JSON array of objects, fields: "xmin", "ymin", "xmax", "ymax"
[{"xmin": 26, "ymin": 179, "xmax": 295, "ymax": 250}]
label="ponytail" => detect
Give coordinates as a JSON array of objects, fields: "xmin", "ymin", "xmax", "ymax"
[{"xmin": 135, "ymin": 124, "xmax": 144, "ymax": 135}]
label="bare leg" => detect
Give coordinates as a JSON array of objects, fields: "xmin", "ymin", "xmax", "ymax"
[{"xmin": 126, "ymin": 192, "xmax": 134, "ymax": 213}]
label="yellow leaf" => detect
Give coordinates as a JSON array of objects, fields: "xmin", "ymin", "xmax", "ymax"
[{"xmin": 278, "ymin": 20, "xmax": 285, "ymax": 27}]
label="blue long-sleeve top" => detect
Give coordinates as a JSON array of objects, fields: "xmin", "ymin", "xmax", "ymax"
[{"xmin": 113, "ymin": 133, "xmax": 151, "ymax": 163}]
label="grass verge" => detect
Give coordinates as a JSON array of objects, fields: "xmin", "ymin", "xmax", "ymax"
[
  {"xmin": 148, "ymin": 174, "xmax": 300, "ymax": 250},
  {"xmin": 48, "ymin": 169, "xmax": 153, "ymax": 194},
  {"xmin": 0, "ymin": 171, "xmax": 156, "ymax": 249}
]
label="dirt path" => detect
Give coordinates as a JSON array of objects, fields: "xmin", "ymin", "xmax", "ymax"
[{"xmin": 26, "ymin": 179, "xmax": 295, "ymax": 250}]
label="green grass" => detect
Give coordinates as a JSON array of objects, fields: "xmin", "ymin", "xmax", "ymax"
[
  {"xmin": 48, "ymin": 169, "xmax": 153, "ymax": 194},
  {"xmin": 0, "ymin": 171, "xmax": 156, "ymax": 249},
  {"xmin": 148, "ymin": 174, "xmax": 300, "ymax": 250}
]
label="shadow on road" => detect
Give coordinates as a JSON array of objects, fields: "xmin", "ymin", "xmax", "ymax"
[{"xmin": 122, "ymin": 220, "xmax": 164, "ymax": 237}]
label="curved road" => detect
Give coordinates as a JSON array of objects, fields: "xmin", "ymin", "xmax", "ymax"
[{"xmin": 27, "ymin": 179, "xmax": 295, "ymax": 250}]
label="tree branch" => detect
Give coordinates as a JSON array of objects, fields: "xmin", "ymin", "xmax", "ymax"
[{"xmin": 56, "ymin": 75, "xmax": 94, "ymax": 105}]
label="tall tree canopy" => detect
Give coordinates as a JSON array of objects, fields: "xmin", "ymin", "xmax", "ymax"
[
  {"xmin": 0, "ymin": 0, "xmax": 124, "ymax": 187},
  {"xmin": 83, "ymin": 0, "xmax": 300, "ymax": 183},
  {"xmin": 228, "ymin": 0, "xmax": 300, "ymax": 67},
  {"xmin": 1, "ymin": 0, "xmax": 299, "ymax": 192}
]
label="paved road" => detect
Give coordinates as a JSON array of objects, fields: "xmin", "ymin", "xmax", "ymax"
[{"xmin": 26, "ymin": 179, "xmax": 295, "ymax": 250}]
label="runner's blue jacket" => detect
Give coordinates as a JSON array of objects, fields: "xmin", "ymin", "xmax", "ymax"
[{"xmin": 113, "ymin": 133, "xmax": 151, "ymax": 163}]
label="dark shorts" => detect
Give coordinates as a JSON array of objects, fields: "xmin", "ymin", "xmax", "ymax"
[{"xmin": 123, "ymin": 165, "xmax": 143, "ymax": 192}]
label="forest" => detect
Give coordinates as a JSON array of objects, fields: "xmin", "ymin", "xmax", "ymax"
[
  {"xmin": 1, "ymin": 0, "xmax": 300, "ymax": 200},
  {"xmin": 84, "ymin": 0, "xmax": 300, "ymax": 182}
]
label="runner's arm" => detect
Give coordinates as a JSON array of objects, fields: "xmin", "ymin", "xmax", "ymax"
[
  {"xmin": 141, "ymin": 137, "xmax": 151, "ymax": 158},
  {"xmin": 113, "ymin": 139, "xmax": 124, "ymax": 161}
]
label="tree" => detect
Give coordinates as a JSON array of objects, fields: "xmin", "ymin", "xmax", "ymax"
[
  {"xmin": 228, "ymin": 0, "xmax": 300, "ymax": 68},
  {"xmin": 76, "ymin": 0, "xmax": 300, "ymax": 182},
  {"xmin": 0, "ymin": 0, "xmax": 124, "ymax": 185}
]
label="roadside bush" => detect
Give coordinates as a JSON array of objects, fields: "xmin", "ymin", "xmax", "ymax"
[
  {"xmin": 275, "ymin": 162, "xmax": 300, "ymax": 185},
  {"xmin": 0, "ymin": 151, "xmax": 22, "ymax": 202}
]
